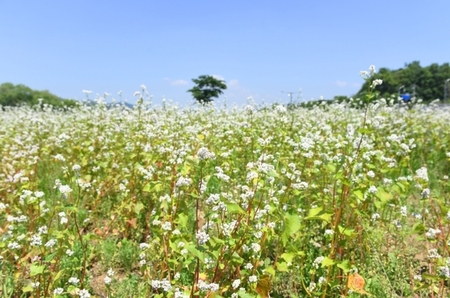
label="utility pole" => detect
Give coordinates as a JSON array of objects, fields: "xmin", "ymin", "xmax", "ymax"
[
  {"xmin": 281, "ymin": 89, "xmax": 302, "ymax": 104},
  {"xmin": 445, "ymin": 79, "xmax": 450, "ymax": 103},
  {"xmin": 398, "ymin": 85, "xmax": 405, "ymax": 99}
]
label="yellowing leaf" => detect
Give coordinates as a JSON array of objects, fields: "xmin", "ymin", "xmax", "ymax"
[
  {"xmin": 256, "ymin": 275, "xmax": 272, "ymax": 298},
  {"xmin": 347, "ymin": 272, "xmax": 369, "ymax": 295}
]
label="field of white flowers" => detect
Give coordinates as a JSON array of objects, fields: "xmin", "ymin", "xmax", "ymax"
[{"xmin": 1, "ymin": 76, "xmax": 450, "ymax": 297}]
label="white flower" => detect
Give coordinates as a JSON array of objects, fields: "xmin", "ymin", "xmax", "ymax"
[
  {"xmin": 66, "ymin": 249, "xmax": 74, "ymax": 256},
  {"xmin": 415, "ymin": 167, "xmax": 429, "ymax": 182},
  {"xmin": 197, "ymin": 147, "xmax": 216, "ymax": 160},
  {"xmin": 58, "ymin": 185, "xmax": 73, "ymax": 196},
  {"xmin": 68, "ymin": 277, "xmax": 80, "ymax": 285},
  {"xmin": 30, "ymin": 234, "xmax": 42, "ymax": 246},
  {"xmin": 54, "ymin": 287, "xmax": 64, "ymax": 294},
  {"xmin": 439, "ymin": 266, "xmax": 450, "ymax": 278},
  {"xmin": 428, "ymin": 248, "xmax": 441, "ymax": 259},
  {"xmin": 38, "ymin": 225, "xmax": 48, "ymax": 234},
  {"xmin": 318, "ymin": 276, "xmax": 327, "ymax": 284},
  {"xmin": 107, "ymin": 268, "xmax": 115, "ymax": 277},
  {"xmin": 313, "ymin": 256, "xmax": 324, "ymax": 269},
  {"xmin": 248, "ymin": 275, "xmax": 257, "ymax": 283},
  {"xmin": 367, "ymin": 185, "xmax": 378, "ymax": 194},
  {"xmin": 426, "ymin": 228, "xmax": 441, "ymax": 239},
  {"xmin": 324, "ymin": 229, "xmax": 334, "ymax": 235},
  {"xmin": 421, "ymin": 188, "xmax": 430, "ymax": 199},
  {"xmin": 196, "ymin": 231, "xmax": 210, "ymax": 245},
  {"xmin": 370, "ymin": 79, "xmax": 383, "ymax": 88},
  {"xmin": 104, "ymin": 275, "xmax": 112, "ymax": 285},
  {"xmin": 251, "ymin": 243, "xmax": 261, "ymax": 253},
  {"xmin": 78, "ymin": 289, "xmax": 91, "ymax": 298},
  {"xmin": 232, "ymin": 279, "xmax": 241, "ymax": 289},
  {"xmin": 45, "ymin": 239, "xmax": 57, "ymax": 248},
  {"xmin": 34, "ymin": 191, "xmax": 45, "ymax": 198},
  {"xmin": 360, "ymin": 70, "xmax": 369, "ymax": 78},
  {"xmin": 7, "ymin": 242, "xmax": 21, "ymax": 250},
  {"xmin": 139, "ymin": 243, "xmax": 150, "ymax": 250},
  {"xmin": 161, "ymin": 222, "xmax": 172, "ymax": 231},
  {"xmin": 400, "ymin": 206, "xmax": 407, "ymax": 217}
]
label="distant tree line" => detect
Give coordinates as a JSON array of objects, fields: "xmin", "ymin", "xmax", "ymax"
[
  {"xmin": 355, "ymin": 61, "xmax": 450, "ymax": 101},
  {"xmin": 328, "ymin": 62, "xmax": 450, "ymax": 104},
  {"xmin": 0, "ymin": 83, "xmax": 77, "ymax": 108}
]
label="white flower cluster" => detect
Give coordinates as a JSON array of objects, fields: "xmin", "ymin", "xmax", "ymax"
[
  {"xmin": 198, "ymin": 280, "xmax": 219, "ymax": 292},
  {"xmin": 312, "ymin": 256, "xmax": 324, "ymax": 269},
  {"xmin": 197, "ymin": 147, "xmax": 216, "ymax": 160},
  {"xmin": 415, "ymin": 167, "xmax": 429, "ymax": 182},
  {"xmin": 196, "ymin": 231, "xmax": 210, "ymax": 245},
  {"xmin": 104, "ymin": 268, "xmax": 115, "ymax": 285},
  {"xmin": 425, "ymin": 228, "xmax": 441, "ymax": 239},
  {"xmin": 151, "ymin": 279, "xmax": 172, "ymax": 292}
]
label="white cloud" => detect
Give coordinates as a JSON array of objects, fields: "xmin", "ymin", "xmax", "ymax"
[
  {"xmin": 171, "ymin": 79, "xmax": 189, "ymax": 86},
  {"xmin": 334, "ymin": 80, "xmax": 348, "ymax": 87},
  {"xmin": 212, "ymin": 74, "xmax": 225, "ymax": 81},
  {"xmin": 228, "ymin": 79, "xmax": 239, "ymax": 88}
]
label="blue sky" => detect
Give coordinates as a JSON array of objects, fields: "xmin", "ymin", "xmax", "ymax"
[{"xmin": 1, "ymin": 1, "xmax": 449, "ymax": 106}]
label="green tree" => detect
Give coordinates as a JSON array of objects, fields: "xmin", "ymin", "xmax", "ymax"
[
  {"xmin": 187, "ymin": 75, "xmax": 227, "ymax": 104},
  {"xmin": 355, "ymin": 61, "xmax": 450, "ymax": 102},
  {"xmin": 0, "ymin": 82, "xmax": 77, "ymax": 108}
]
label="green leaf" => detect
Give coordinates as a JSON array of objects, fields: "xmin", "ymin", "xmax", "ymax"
[
  {"xmin": 264, "ymin": 265, "xmax": 276, "ymax": 276},
  {"xmin": 22, "ymin": 285, "xmax": 33, "ymax": 293},
  {"xmin": 239, "ymin": 291, "xmax": 258, "ymax": 298},
  {"xmin": 318, "ymin": 212, "xmax": 333, "ymax": 223},
  {"xmin": 281, "ymin": 213, "xmax": 301, "ymax": 246},
  {"xmin": 321, "ymin": 257, "xmax": 335, "ymax": 267},
  {"xmin": 187, "ymin": 245, "xmax": 205, "ymax": 262},
  {"xmin": 422, "ymin": 273, "xmax": 441, "ymax": 281},
  {"xmin": 176, "ymin": 213, "xmax": 189, "ymax": 228},
  {"xmin": 337, "ymin": 260, "xmax": 351, "ymax": 273},
  {"xmin": 30, "ymin": 264, "xmax": 45, "ymax": 276},
  {"xmin": 232, "ymin": 251, "xmax": 244, "ymax": 264},
  {"xmin": 134, "ymin": 202, "xmax": 144, "ymax": 214},
  {"xmin": 307, "ymin": 206, "xmax": 323, "ymax": 217},
  {"xmin": 53, "ymin": 269, "xmax": 64, "ymax": 282},
  {"xmin": 143, "ymin": 182, "xmax": 162, "ymax": 192},
  {"xmin": 276, "ymin": 262, "xmax": 289, "ymax": 272},
  {"xmin": 280, "ymin": 252, "xmax": 295, "ymax": 263},
  {"xmin": 210, "ymin": 236, "xmax": 225, "ymax": 246},
  {"xmin": 375, "ymin": 188, "xmax": 392, "ymax": 203},
  {"xmin": 226, "ymin": 203, "xmax": 245, "ymax": 214},
  {"xmin": 338, "ymin": 225, "xmax": 357, "ymax": 237},
  {"xmin": 354, "ymin": 190, "xmax": 364, "ymax": 201},
  {"xmin": 267, "ymin": 170, "xmax": 279, "ymax": 178}
]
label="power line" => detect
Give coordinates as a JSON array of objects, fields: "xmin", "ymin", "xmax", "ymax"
[{"xmin": 281, "ymin": 88, "xmax": 302, "ymax": 104}]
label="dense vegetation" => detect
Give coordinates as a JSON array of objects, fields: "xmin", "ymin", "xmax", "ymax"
[
  {"xmin": 1, "ymin": 68, "xmax": 450, "ymax": 298},
  {"xmin": 1, "ymin": 75, "xmax": 450, "ymax": 297},
  {"xmin": 0, "ymin": 83, "xmax": 77, "ymax": 108},
  {"xmin": 355, "ymin": 61, "xmax": 450, "ymax": 101}
]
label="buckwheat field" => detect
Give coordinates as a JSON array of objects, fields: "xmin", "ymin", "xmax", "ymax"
[{"xmin": 1, "ymin": 72, "xmax": 450, "ymax": 297}]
